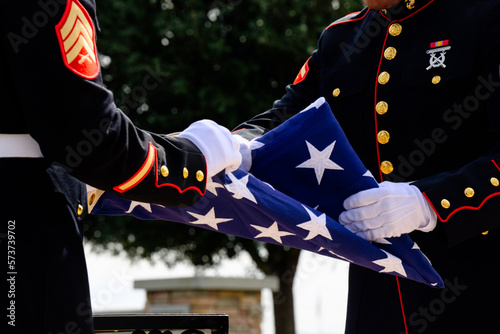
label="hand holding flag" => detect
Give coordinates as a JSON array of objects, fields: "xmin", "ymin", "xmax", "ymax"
[
  {"xmin": 339, "ymin": 181, "xmax": 438, "ymax": 241},
  {"xmin": 90, "ymin": 98, "xmax": 444, "ymax": 288}
]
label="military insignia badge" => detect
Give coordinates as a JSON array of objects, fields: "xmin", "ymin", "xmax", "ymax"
[
  {"xmin": 426, "ymin": 40, "xmax": 451, "ymax": 71},
  {"xmin": 55, "ymin": 0, "xmax": 99, "ymax": 79},
  {"xmin": 293, "ymin": 57, "xmax": 311, "ymax": 85},
  {"xmin": 404, "ymin": 0, "xmax": 416, "ymax": 10}
]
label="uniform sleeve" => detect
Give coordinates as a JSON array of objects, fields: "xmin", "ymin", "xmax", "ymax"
[
  {"xmin": 3, "ymin": 0, "xmax": 206, "ymax": 208},
  {"xmin": 412, "ymin": 2, "xmax": 500, "ymax": 246},
  {"xmin": 233, "ymin": 34, "xmax": 324, "ymax": 140}
]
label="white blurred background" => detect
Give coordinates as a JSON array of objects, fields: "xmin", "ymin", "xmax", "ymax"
[{"xmin": 85, "ymin": 244, "xmax": 349, "ymax": 334}]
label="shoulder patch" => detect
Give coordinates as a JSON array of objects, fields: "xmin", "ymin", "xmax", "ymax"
[
  {"xmin": 325, "ymin": 9, "xmax": 370, "ymax": 31},
  {"xmin": 55, "ymin": 0, "xmax": 100, "ymax": 79},
  {"xmin": 293, "ymin": 57, "xmax": 311, "ymax": 85}
]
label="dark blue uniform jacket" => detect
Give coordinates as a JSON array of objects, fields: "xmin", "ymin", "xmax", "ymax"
[
  {"xmin": 236, "ymin": 0, "xmax": 500, "ymax": 332},
  {"xmin": 1, "ymin": 0, "xmax": 207, "ymax": 208}
]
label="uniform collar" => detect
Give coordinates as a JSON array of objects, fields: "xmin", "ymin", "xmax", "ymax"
[{"xmin": 379, "ymin": 0, "xmax": 434, "ymax": 21}]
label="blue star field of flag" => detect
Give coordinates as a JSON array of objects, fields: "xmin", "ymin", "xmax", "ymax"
[{"xmin": 91, "ymin": 98, "xmax": 444, "ymax": 288}]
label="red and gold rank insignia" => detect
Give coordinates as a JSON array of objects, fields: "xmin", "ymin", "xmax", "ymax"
[
  {"xmin": 293, "ymin": 57, "xmax": 311, "ymax": 85},
  {"xmin": 55, "ymin": 0, "xmax": 99, "ymax": 79}
]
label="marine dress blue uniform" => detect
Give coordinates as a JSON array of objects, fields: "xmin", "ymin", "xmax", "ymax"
[
  {"xmin": 236, "ymin": 0, "xmax": 500, "ymax": 332},
  {"xmin": 2, "ymin": 1, "xmax": 207, "ymax": 333}
]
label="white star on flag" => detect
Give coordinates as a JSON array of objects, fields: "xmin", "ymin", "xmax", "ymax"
[
  {"xmin": 187, "ymin": 207, "xmax": 233, "ymax": 231},
  {"xmin": 206, "ymin": 179, "xmax": 225, "ymax": 196},
  {"xmin": 125, "ymin": 201, "xmax": 152, "ymax": 213},
  {"xmin": 225, "ymin": 173, "xmax": 257, "ymax": 204},
  {"xmin": 296, "ymin": 140, "xmax": 343, "ymax": 184},
  {"xmin": 251, "ymin": 222, "xmax": 295, "ymax": 244},
  {"xmin": 373, "ymin": 250, "xmax": 407, "ymax": 277},
  {"xmin": 297, "ymin": 206, "xmax": 332, "ymax": 241}
]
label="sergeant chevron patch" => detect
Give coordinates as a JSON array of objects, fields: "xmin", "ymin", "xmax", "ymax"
[
  {"xmin": 293, "ymin": 57, "xmax": 311, "ymax": 85},
  {"xmin": 55, "ymin": 0, "xmax": 99, "ymax": 79}
]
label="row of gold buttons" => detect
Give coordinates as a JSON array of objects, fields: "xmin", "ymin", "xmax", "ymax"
[
  {"xmin": 441, "ymin": 177, "xmax": 499, "ymax": 235},
  {"xmin": 77, "ymin": 166, "xmax": 208, "ymax": 217},
  {"xmin": 330, "ymin": 24, "xmax": 400, "ymax": 99},
  {"xmin": 377, "ymin": 22, "xmax": 443, "ymax": 175},
  {"xmin": 440, "ymin": 177, "xmax": 500, "ymax": 209},
  {"xmin": 161, "ymin": 165, "xmax": 205, "ymax": 183},
  {"xmin": 377, "ymin": 22, "xmax": 401, "ymax": 175}
]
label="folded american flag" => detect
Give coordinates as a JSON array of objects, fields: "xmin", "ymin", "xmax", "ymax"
[{"xmin": 91, "ymin": 98, "xmax": 443, "ymax": 288}]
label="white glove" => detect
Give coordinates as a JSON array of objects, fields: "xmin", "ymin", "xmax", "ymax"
[
  {"xmin": 339, "ymin": 181, "xmax": 437, "ymax": 242},
  {"xmin": 232, "ymin": 134, "xmax": 252, "ymax": 172},
  {"xmin": 178, "ymin": 120, "xmax": 242, "ymax": 177}
]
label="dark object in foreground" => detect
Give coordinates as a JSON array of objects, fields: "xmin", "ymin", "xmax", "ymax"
[{"xmin": 93, "ymin": 314, "xmax": 229, "ymax": 334}]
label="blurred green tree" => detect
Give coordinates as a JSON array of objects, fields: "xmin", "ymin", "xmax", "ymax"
[{"xmin": 86, "ymin": 1, "xmax": 364, "ymax": 333}]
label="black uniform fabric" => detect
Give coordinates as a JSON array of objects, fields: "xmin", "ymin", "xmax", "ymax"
[
  {"xmin": 1, "ymin": 160, "xmax": 92, "ymax": 334},
  {"xmin": 2, "ymin": 1, "xmax": 210, "ymax": 333},
  {"xmin": 235, "ymin": 0, "xmax": 500, "ymax": 332},
  {"xmin": 2, "ymin": 0, "xmax": 207, "ymax": 207}
]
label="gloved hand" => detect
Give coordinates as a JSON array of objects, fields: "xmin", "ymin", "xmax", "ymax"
[
  {"xmin": 232, "ymin": 133, "xmax": 252, "ymax": 172},
  {"xmin": 338, "ymin": 181, "xmax": 437, "ymax": 241},
  {"xmin": 178, "ymin": 120, "xmax": 242, "ymax": 178}
]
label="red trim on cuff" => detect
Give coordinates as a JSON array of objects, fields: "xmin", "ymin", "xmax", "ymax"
[
  {"xmin": 113, "ymin": 142, "xmax": 207, "ymax": 196},
  {"xmin": 423, "ymin": 160, "xmax": 500, "ymax": 222},
  {"xmin": 424, "ymin": 191, "xmax": 500, "ymax": 223},
  {"xmin": 154, "ymin": 155, "xmax": 206, "ymax": 196},
  {"xmin": 113, "ymin": 142, "xmax": 156, "ymax": 193}
]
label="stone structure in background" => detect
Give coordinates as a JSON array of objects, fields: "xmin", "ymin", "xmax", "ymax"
[{"xmin": 134, "ymin": 276, "xmax": 279, "ymax": 334}]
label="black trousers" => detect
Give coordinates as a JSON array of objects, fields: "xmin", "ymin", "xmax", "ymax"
[
  {"xmin": 345, "ymin": 229, "xmax": 500, "ymax": 334},
  {"xmin": 1, "ymin": 159, "xmax": 93, "ymax": 334}
]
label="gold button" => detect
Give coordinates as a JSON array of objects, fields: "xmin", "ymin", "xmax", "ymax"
[
  {"xmin": 441, "ymin": 199, "xmax": 451, "ymax": 209},
  {"xmin": 389, "ymin": 23, "xmax": 402, "ymax": 37},
  {"xmin": 380, "ymin": 161, "xmax": 394, "ymax": 175},
  {"xmin": 491, "ymin": 177, "xmax": 499, "ymax": 187},
  {"xmin": 89, "ymin": 193, "xmax": 96, "ymax": 206},
  {"xmin": 332, "ymin": 88, "xmax": 341, "ymax": 97},
  {"xmin": 376, "ymin": 101, "xmax": 389, "ymax": 115},
  {"xmin": 77, "ymin": 204, "xmax": 84, "ymax": 216},
  {"xmin": 464, "ymin": 187, "xmax": 475, "ymax": 198},
  {"xmin": 384, "ymin": 47, "xmax": 397, "ymax": 60},
  {"xmin": 161, "ymin": 165, "xmax": 169, "ymax": 178},
  {"xmin": 432, "ymin": 76, "xmax": 441, "ymax": 85},
  {"xmin": 196, "ymin": 170, "xmax": 205, "ymax": 182},
  {"xmin": 377, "ymin": 130, "xmax": 390, "ymax": 144},
  {"xmin": 482, "ymin": 230, "xmax": 489, "ymax": 236},
  {"xmin": 378, "ymin": 71, "xmax": 390, "ymax": 85},
  {"xmin": 183, "ymin": 167, "xmax": 189, "ymax": 179}
]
